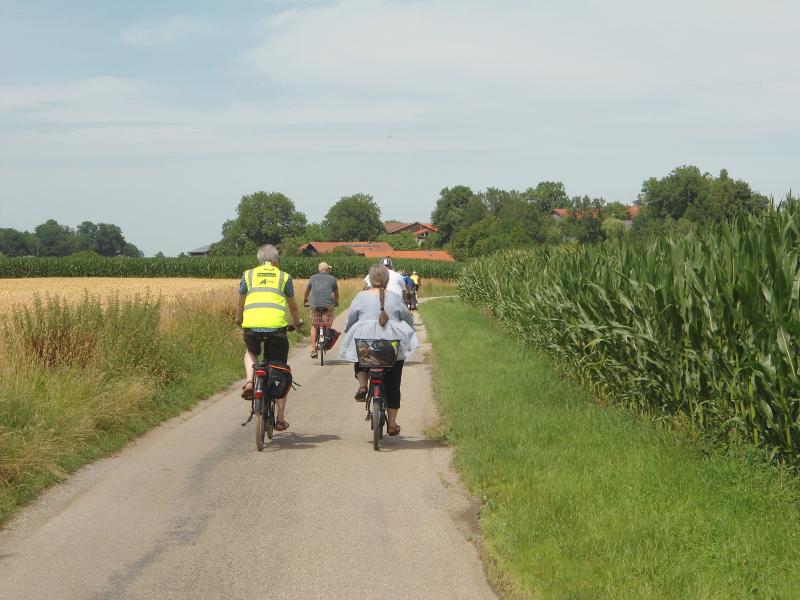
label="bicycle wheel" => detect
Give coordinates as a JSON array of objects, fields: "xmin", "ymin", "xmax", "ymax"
[
  {"xmin": 255, "ymin": 411, "xmax": 266, "ymax": 451},
  {"xmin": 265, "ymin": 398, "xmax": 275, "ymax": 440},
  {"xmin": 372, "ymin": 395, "xmax": 383, "ymax": 451},
  {"xmin": 319, "ymin": 327, "xmax": 326, "ymax": 366}
]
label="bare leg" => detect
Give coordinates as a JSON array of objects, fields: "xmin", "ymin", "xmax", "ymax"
[
  {"xmin": 244, "ymin": 350, "xmax": 256, "ymax": 382},
  {"xmin": 355, "ymin": 370, "xmax": 368, "ymax": 391},
  {"xmin": 387, "ymin": 408, "xmax": 399, "ymax": 430},
  {"xmin": 276, "ymin": 387, "xmax": 291, "ymax": 424},
  {"xmin": 310, "ymin": 325, "xmax": 318, "ymax": 353}
]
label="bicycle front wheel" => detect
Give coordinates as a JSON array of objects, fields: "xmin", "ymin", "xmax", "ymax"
[{"xmin": 372, "ymin": 396, "xmax": 383, "ymax": 451}]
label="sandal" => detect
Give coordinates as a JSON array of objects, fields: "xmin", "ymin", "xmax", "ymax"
[
  {"xmin": 275, "ymin": 420, "xmax": 289, "ymax": 432},
  {"xmin": 241, "ymin": 380, "xmax": 254, "ymax": 400},
  {"xmin": 387, "ymin": 424, "xmax": 401, "ymax": 436},
  {"xmin": 354, "ymin": 388, "xmax": 367, "ymax": 402}
]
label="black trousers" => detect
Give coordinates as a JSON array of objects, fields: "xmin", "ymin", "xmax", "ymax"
[{"xmin": 354, "ymin": 360, "xmax": 404, "ymax": 409}]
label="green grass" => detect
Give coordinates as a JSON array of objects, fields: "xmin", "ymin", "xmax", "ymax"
[
  {"xmin": 421, "ymin": 298, "xmax": 800, "ymax": 599},
  {"xmin": 0, "ymin": 292, "xmax": 243, "ymax": 526}
]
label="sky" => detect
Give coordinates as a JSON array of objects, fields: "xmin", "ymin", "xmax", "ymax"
[{"xmin": 1, "ymin": 0, "xmax": 798, "ymax": 256}]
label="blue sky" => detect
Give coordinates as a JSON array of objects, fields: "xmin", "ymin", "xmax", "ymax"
[{"xmin": 1, "ymin": 0, "xmax": 798, "ymax": 255}]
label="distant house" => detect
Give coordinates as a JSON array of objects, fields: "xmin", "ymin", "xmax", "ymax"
[
  {"xmin": 383, "ymin": 222, "xmax": 439, "ymax": 246},
  {"xmin": 187, "ymin": 244, "xmax": 212, "ymax": 257},
  {"xmin": 298, "ymin": 241, "xmax": 454, "ymax": 262},
  {"xmin": 299, "ymin": 241, "xmax": 394, "ymax": 256}
]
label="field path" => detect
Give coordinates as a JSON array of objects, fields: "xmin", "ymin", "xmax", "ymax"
[{"xmin": 0, "ymin": 308, "xmax": 497, "ymax": 600}]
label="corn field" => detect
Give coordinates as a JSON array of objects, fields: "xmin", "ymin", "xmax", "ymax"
[
  {"xmin": 0, "ymin": 256, "xmax": 461, "ymax": 280},
  {"xmin": 459, "ymin": 203, "xmax": 800, "ymax": 460}
]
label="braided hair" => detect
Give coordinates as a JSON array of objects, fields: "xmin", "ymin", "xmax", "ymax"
[{"xmin": 368, "ymin": 264, "xmax": 390, "ymax": 327}]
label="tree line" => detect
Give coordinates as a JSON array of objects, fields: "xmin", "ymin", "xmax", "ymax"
[
  {"xmin": 1, "ymin": 165, "xmax": 780, "ymax": 259},
  {"xmin": 212, "ymin": 165, "xmax": 777, "ymax": 261},
  {"xmin": 0, "ymin": 220, "xmax": 142, "ymax": 258}
]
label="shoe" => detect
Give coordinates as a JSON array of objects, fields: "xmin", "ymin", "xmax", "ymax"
[
  {"xmin": 354, "ymin": 388, "xmax": 367, "ymax": 402},
  {"xmin": 311, "ymin": 350, "xmax": 318, "ymax": 359},
  {"xmin": 387, "ymin": 424, "xmax": 401, "ymax": 436},
  {"xmin": 275, "ymin": 420, "xmax": 289, "ymax": 431}
]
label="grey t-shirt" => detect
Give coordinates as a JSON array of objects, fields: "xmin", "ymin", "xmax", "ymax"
[{"xmin": 307, "ymin": 272, "xmax": 338, "ymax": 307}]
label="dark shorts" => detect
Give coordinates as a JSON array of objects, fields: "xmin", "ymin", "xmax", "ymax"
[
  {"xmin": 354, "ymin": 360, "xmax": 404, "ymax": 409},
  {"xmin": 243, "ymin": 329, "xmax": 289, "ymax": 363}
]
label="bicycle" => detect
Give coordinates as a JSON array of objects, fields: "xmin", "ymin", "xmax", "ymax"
[
  {"xmin": 355, "ymin": 338, "xmax": 399, "ymax": 451},
  {"xmin": 242, "ymin": 323, "xmax": 301, "ymax": 451},
  {"xmin": 312, "ymin": 307, "xmax": 329, "ymax": 366}
]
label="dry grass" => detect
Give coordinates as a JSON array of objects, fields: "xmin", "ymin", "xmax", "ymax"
[{"xmin": 0, "ymin": 278, "xmax": 240, "ymax": 319}]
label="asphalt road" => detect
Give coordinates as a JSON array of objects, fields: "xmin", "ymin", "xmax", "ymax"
[{"xmin": 0, "ymin": 307, "xmax": 497, "ymax": 600}]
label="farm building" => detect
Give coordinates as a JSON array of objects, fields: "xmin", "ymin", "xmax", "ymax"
[
  {"xmin": 299, "ymin": 241, "xmax": 454, "ymax": 262},
  {"xmin": 383, "ymin": 222, "xmax": 439, "ymax": 246}
]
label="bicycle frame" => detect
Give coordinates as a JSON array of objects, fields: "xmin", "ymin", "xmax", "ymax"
[{"xmin": 365, "ymin": 367, "xmax": 388, "ymax": 450}]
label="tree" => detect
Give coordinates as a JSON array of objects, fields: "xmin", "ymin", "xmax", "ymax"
[
  {"xmin": 377, "ymin": 232, "xmax": 418, "ymax": 250},
  {"xmin": 528, "ymin": 181, "xmax": 569, "ymax": 214},
  {"xmin": 34, "ymin": 220, "xmax": 77, "ymax": 256},
  {"xmin": 214, "ymin": 191, "xmax": 307, "ymax": 255},
  {"xmin": 0, "ymin": 228, "xmax": 36, "ymax": 256},
  {"xmin": 430, "ymin": 186, "xmax": 475, "ymax": 245},
  {"xmin": 322, "ymin": 193, "xmax": 383, "ymax": 241}
]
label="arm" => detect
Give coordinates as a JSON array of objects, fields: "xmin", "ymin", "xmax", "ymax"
[
  {"xmin": 236, "ymin": 294, "xmax": 246, "ymax": 325},
  {"xmin": 286, "ymin": 296, "xmax": 302, "ymax": 328},
  {"xmin": 303, "ymin": 282, "xmax": 311, "ymax": 306},
  {"xmin": 344, "ymin": 295, "xmax": 360, "ymax": 332},
  {"xmin": 395, "ymin": 296, "xmax": 414, "ymax": 328},
  {"xmin": 334, "ymin": 288, "xmax": 340, "ymax": 307}
]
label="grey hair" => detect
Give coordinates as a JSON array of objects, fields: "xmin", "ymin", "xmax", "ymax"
[
  {"xmin": 368, "ymin": 264, "xmax": 389, "ymax": 289},
  {"xmin": 256, "ymin": 244, "xmax": 280, "ymax": 265}
]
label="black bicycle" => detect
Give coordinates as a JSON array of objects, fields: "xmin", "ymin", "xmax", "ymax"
[
  {"xmin": 355, "ymin": 339, "xmax": 399, "ymax": 451},
  {"xmin": 313, "ymin": 307, "xmax": 329, "ymax": 366},
  {"xmin": 242, "ymin": 323, "xmax": 300, "ymax": 451}
]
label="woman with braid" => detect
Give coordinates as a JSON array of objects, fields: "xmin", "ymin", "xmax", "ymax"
[{"xmin": 340, "ymin": 264, "xmax": 418, "ymax": 436}]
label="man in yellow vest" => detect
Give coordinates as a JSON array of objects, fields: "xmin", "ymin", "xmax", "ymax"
[{"xmin": 235, "ymin": 244, "xmax": 303, "ymax": 431}]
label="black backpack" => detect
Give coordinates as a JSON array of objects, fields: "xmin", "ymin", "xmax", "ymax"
[{"xmin": 266, "ymin": 362, "xmax": 293, "ymax": 398}]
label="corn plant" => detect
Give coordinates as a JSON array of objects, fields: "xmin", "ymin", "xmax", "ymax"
[{"xmin": 459, "ymin": 203, "xmax": 800, "ymax": 460}]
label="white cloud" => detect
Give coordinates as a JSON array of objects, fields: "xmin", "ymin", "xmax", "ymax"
[
  {"xmin": 242, "ymin": 0, "xmax": 800, "ymax": 120},
  {"xmin": 121, "ymin": 15, "xmax": 216, "ymax": 47}
]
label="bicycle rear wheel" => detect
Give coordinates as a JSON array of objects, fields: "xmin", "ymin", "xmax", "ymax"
[
  {"xmin": 265, "ymin": 398, "xmax": 275, "ymax": 440},
  {"xmin": 372, "ymin": 395, "xmax": 383, "ymax": 451},
  {"xmin": 255, "ymin": 412, "xmax": 266, "ymax": 451}
]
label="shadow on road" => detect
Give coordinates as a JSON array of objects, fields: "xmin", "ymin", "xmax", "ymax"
[
  {"xmin": 366, "ymin": 436, "xmax": 446, "ymax": 452},
  {"xmin": 262, "ymin": 432, "xmax": 341, "ymax": 452}
]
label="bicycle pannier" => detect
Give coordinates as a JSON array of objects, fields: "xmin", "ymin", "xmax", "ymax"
[
  {"xmin": 324, "ymin": 328, "xmax": 340, "ymax": 350},
  {"xmin": 266, "ymin": 362, "xmax": 292, "ymax": 398}
]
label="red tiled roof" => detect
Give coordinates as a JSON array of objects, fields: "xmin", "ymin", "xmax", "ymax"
[
  {"xmin": 362, "ymin": 250, "xmax": 455, "ymax": 262},
  {"xmin": 627, "ymin": 205, "xmax": 641, "ymax": 219},
  {"xmin": 552, "ymin": 208, "xmax": 571, "ymax": 218},
  {"xmin": 383, "ymin": 222, "xmax": 413, "ymax": 234},
  {"xmin": 383, "ymin": 222, "xmax": 439, "ymax": 235},
  {"xmin": 300, "ymin": 241, "xmax": 393, "ymax": 255}
]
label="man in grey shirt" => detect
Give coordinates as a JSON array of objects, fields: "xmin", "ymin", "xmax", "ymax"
[{"xmin": 303, "ymin": 261, "xmax": 339, "ymax": 358}]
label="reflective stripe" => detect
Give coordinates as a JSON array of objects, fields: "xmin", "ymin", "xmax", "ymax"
[
  {"xmin": 247, "ymin": 269, "xmax": 254, "ymax": 290},
  {"xmin": 243, "ymin": 302, "xmax": 287, "ymax": 312},
  {"xmin": 278, "ymin": 270, "xmax": 285, "ymax": 290},
  {"xmin": 248, "ymin": 287, "xmax": 283, "ymax": 294}
]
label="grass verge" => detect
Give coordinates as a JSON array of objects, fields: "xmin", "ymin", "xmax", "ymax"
[{"xmin": 420, "ymin": 298, "xmax": 800, "ymax": 600}]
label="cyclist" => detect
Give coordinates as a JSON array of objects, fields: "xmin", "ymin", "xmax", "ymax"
[
  {"xmin": 364, "ymin": 257, "xmax": 407, "ymax": 302},
  {"xmin": 410, "ymin": 270, "xmax": 420, "ymax": 293},
  {"xmin": 236, "ymin": 244, "xmax": 302, "ymax": 432},
  {"xmin": 303, "ymin": 261, "xmax": 339, "ymax": 359},
  {"xmin": 340, "ymin": 264, "xmax": 419, "ymax": 436}
]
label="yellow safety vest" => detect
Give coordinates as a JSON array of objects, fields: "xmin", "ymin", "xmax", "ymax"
[{"xmin": 241, "ymin": 262, "xmax": 289, "ymax": 329}]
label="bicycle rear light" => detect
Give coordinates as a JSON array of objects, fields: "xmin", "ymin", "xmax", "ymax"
[
  {"xmin": 255, "ymin": 390, "xmax": 263, "ymax": 399},
  {"xmin": 255, "ymin": 369, "xmax": 267, "ymax": 377}
]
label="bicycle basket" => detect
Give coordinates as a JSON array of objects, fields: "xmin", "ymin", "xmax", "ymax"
[{"xmin": 354, "ymin": 339, "xmax": 399, "ymax": 368}]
